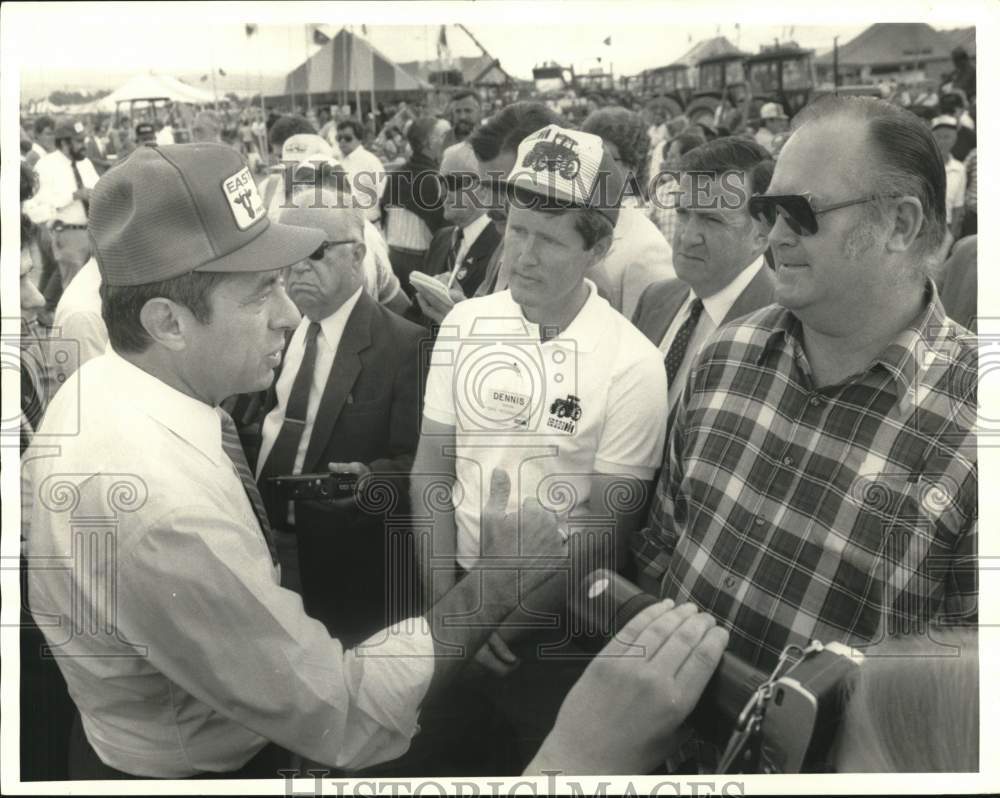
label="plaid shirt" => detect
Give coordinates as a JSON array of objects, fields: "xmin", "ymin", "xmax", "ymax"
[{"xmin": 632, "ymin": 284, "xmax": 977, "ymax": 669}]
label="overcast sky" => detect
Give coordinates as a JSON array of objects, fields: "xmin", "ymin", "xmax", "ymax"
[{"xmin": 6, "ymin": 1, "xmax": 982, "ymax": 94}]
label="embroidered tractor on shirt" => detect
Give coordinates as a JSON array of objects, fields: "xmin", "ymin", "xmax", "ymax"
[
  {"xmin": 550, "ymin": 394, "xmax": 583, "ymax": 421},
  {"xmin": 522, "ymin": 133, "xmax": 581, "ymax": 179}
]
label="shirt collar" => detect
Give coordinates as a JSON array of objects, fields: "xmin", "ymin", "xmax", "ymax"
[
  {"xmin": 459, "ymin": 213, "xmax": 491, "ymax": 243},
  {"xmin": 699, "ymin": 256, "xmax": 765, "ymax": 327},
  {"xmin": 503, "ymin": 278, "xmax": 604, "ymax": 352},
  {"xmin": 758, "ymin": 281, "xmax": 948, "ymax": 408},
  {"xmin": 313, "ymin": 286, "xmax": 365, "ymax": 344},
  {"xmin": 104, "ymin": 348, "xmax": 225, "ymax": 467}
]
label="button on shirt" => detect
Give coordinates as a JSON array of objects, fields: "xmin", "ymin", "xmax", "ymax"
[
  {"xmin": 24, "ymin": 349, "xmax": 433, "ymax": 777},
  {"xmin": 658, "ymin": 257, "xmax": 765, "ymax": 413},
  {"xmin": 424, "ymin": 280, "xmax": 668, "ymax": 569},
  {"xmin": 632, "ymin": 284, "xmax": 977, "ymax": 669},
  {"xmin": 258, "ymin": 287, "xmax": 365, "ymax": 484},
  {"xmin": 26, "ymin": 150, "xmax": 99, "ymax": 225}
]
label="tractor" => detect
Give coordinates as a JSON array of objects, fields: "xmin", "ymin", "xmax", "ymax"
[{"xmin": 522, "ymin": 132, "xmax": 581, "ymax": 179}]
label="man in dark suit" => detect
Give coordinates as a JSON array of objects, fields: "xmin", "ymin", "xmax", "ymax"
[
  {"xmin": 412, "ymin": 142, "xmax": 502, "ymax": 323},
  {"xmin": 632, "ymin": 137, "xmax": 776, "ymax": 422},
  {"xmin": 256, "ymin": 193, "xmax": 427, "ymax": 646}
]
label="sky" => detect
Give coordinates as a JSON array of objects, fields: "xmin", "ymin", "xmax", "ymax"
[{"xmin": 6, "ymin": 1, "xmax": 983, "ymax": 97}]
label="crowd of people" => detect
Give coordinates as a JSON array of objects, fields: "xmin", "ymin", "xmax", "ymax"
[{"xmin": 16, "ymin": 65, "xmax": 980, "ymax": 783}]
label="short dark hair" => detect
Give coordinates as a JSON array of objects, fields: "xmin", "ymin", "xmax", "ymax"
[
  {"xmin": 268, "ymin": 115, "xmax": 316, "ymax": 150},
  {"xmin": 452, "ymin": 89, "xmax": 481, "ymax": 105},
  {"xmin": 581, "ymin": 106, "xmax": 651, "ymax": 189},
  {"xmin": 101, "ymin": 271, "xmax": 229, "ymax": 354},
  {"xmin": 33, "ymin": 115, "xmax": 55, "ymax": 135},
  {"xmin": 21, "ymin": 213, "xmax": 37, "ymax": 249},
  {"xmin": 20, "ymin": 161, "xmax": 38, "ymax": 203},
  {"xmin": 678, "ymin": 136, "xmax": 774, "ymax": 196},
  {"xmin": 468, "ymin": 101, "xmax": 565, "ymax": 163},
  {"xmin": 663, "ymin": 131, "xmax": 706, "ymax": 162},
  {"xmin": 337, "ymin": 119, "xmax": 364, "ymax": 140},
  {"xmin": 793, "ymin": 95, "xmax": 947, "ymax": 257}
]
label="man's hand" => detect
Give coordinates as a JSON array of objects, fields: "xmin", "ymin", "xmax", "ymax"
[
  {"xmin": 477, "ymin": 467, "xmax": 565, "ymax": 561},
  {"xmin": 474, "ymin": 630, "xmax": 521, "ymax": 677},
  {"xmin": 415, "ymin": 278, "xmax": 466, "ymax": 324},
  {"xmin": 525, "ymin": 600, "xmax": 729, "ymax": 776}
]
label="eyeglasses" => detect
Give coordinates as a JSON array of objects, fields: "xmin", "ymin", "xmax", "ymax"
[
  {"xmin": 748, "ymin": 194, "xmax": 885, "ymax": 237},
  {"xmin": 308, "ymin": 239, "xmax": 357, "ymax": 260}
]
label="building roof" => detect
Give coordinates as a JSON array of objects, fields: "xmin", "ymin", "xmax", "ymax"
[
  {"xmin": 815, "ymin": 23, "xmax": 954, "ymax": 66},
  {"xmin": 669, "ymin": 36, "xmax": 743, "ymax": 67},
  {"xmin": 398, "ymin": 55, "xmax": 515, "ymax": 86}
]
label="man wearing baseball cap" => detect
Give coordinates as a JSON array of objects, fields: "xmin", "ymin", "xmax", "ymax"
[
  {"xmin": 931, "ymin": 114, "xmax": 967, "ymax": 248},
  {"xmin": 411, "ymin": 124, "xmax": 668, "ymax": 769},
  {"xmin": 754, "ymin": 102, "xmax": 789, "ymax": 153},
  {"xmin": 22, "ymin": 142, "xmax": 566, "ymax": 778}
]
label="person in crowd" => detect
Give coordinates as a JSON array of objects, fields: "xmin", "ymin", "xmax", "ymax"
[
  {"xmin": 413, "ymin": 141, "xmax": 502, "ymax": 322},
  {"xmin": 832, "ymin": 628, "xmax": 978, "ymax": 772},
  {"xmin": 411, "ymin": 125, "xmax": 668, "ymax": 769},
  {"xmin": 251, "ymin": 109, "xmax": 268, "ymax": 161},
  {"xmin": 645, "ymin": 102, "xmax": 670, "ymax": 180},
  {"xmin": 191, "ymin": 110, "xmax": 224, "ymax": 143},
  {"xmin": 632, "ymin": 137, "xmax": 776, "ymax": 431},
  {"xmin": 581, "ymin": 106, "xmax": 675, "ymax": 318},
  {"xmin": 253, "ymin": 191, "xmax": 427, "ymax": 647},
  {"xmin": 937, "ymin": 234, "xmax": 977, "ymax": 332},
  {"xmin": 445, "ymin": 89, "xmax": 483, "ymax": 146},
  {"xmin": 19, "ymin": 212, "xmax": 49, "ymax": 451},
  {"xmin": 154, "ymin": 117, "xmax": 175, "ymax": 146},
  {"xmin": 316, "ymin": 105, "xmax": 336, "ymax": 144},
  {"xmin": 647, "ymin": 130, "xmax": 706, "ymax": 246},
  {"xmin": 25, "ymin": 120, "xmax": 99, "ymax": 308},
  {"xmin": 632, "ymin": 96, "xmax": 976, "ymax": 678},
  {"xmin": 754, "ymin": 102, "xmax": 790, "ymax": 152},
  {"xmin": 84, "ymin": 120, "xmax": 112, "ymax": 175},
  {"xmin": 31, "ymin": 114, "xmax": 56, "ymax": 161},
  {"xmin": 239, "ymin": 113, "xmax": 255, "ymax": 155},
  {"xmin": 50, "ymin": 249, "xmax": 105, "ymax": 387},
  {"xmin": 381, "ymin": 117, "xmax": 450, "ymax": 298},
  {"xmin": 135, "ymin": 121, "xmax": 157, "ymax": 146},
  {"xmin": 940, "ymin": 46, "xmax": 975, "ymax": 104},
  {"xmin": 259, "ymin": 132, "xmax": 410, "ymax": 318},
  {"xmin": 336, "ymin": 118, "xmax": 385, "ymax": 226},
  {"xmin": 961, "ymin": 147, "xmax": 976, "ymax": 237},
  {"xmin": 22, "ymin": 142, "xmax": 569, "ymax": 779},
  {"xmin": 379, "ymin": 125, "xmax": 407, "ymax": 167},
  {"xmin": 931, "ymin": 114, "xmax": 966, "ymax": 248}
]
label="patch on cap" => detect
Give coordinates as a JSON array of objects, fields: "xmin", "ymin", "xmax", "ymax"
[
  {"xmin": 222, "ymin": 166, "xmax": 265, "ymax": 230},
  {"xmin": 73, "ymin": 121, "xmax": 85, "ymax": 134}
]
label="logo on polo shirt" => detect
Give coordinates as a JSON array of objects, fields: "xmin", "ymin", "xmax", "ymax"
[
  {"xmin": 547, "ymin": 394, "xmax": 582, "ymax": 433},
  {"xmin": 222, "ymin": 166, "xmax": 265, "ymax": 230}
]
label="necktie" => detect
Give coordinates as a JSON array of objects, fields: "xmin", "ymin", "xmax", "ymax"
[
  {"xmin": 218, "ymin": 407, "xmax": 279, "ymax": 566},
  {"xmin": 664, "ymin": 298, "xmax": 704, "ymax": 388},
  {"xmin": 258, "ymin": 321, "xmax": 322, "ymax": 485},
  {"xmin": 445, "ymin": 226, "xmax": 465, "ymax": 278},
  {"xmin": 70, "ymin": 159, "xmax": 90, "ymax": 216}
]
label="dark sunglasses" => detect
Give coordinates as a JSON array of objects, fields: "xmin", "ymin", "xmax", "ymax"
[
  {"xmin": 749, "ymin": 194, "xmax": 883, "ymax": 237},
  {"xmin": 309, "ymin": 239, "xmax": 356, "ymax": 260},
  {"xmin": 336, "ymin": 135, "xmax": 356, "ymax": 143}
]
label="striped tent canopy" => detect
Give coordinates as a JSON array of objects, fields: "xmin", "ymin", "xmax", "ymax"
[{"xmin": 284, "ymin": 28, "xmax": 430, "ymax": 96}]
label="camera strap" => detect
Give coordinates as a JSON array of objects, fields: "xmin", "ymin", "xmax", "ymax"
[{"xmin": 717, "ymin": 640, "xmax": 824, "ymax": 773}]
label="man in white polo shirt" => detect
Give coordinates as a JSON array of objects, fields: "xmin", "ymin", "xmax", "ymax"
[{"xmin": 411, "ymin": 125, "xmax": 668, "ymax": 768}]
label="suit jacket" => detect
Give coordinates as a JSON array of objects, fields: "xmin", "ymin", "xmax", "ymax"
[
  {"xmin": 631, "ymin": 263, "xmax": 777, "ymax": 346},
  {"xmin": 254, "ymin": 292, "xmax": 429, "ymax": 645},
  {"xmin": 422, "ymin": 220, "xmax": 502, "ymax": 299}
]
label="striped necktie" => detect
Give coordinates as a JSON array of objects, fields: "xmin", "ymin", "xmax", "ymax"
[{"xmin": 218, "ymin": 407, "xmax": 278, "ymax": 566}]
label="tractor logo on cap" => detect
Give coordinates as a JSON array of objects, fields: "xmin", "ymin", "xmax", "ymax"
[
  {"xmin": 222, "ymin": 166, "xmax": 265, "ymax": 230},
  {"xmin": 522, "ymin": 130, "xmax": 581, "ymax": 180}
]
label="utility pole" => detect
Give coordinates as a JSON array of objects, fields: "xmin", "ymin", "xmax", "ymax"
[{"xmin": 833, "ymin": 36, "xmax": 840, "ymax": 89}]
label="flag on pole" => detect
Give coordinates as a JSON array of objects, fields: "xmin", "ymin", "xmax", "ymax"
[
  {"xmin": 219, "ymin": 68, "xmax": 226, "ymax": 76},
  {"xmin": 437, "ymin": 25, "xmax": 451, "ymax": 66},
  {"xmin": 603, "ymin": 36, "xmax": 611, "ymax": 46},
  {"xmin": 245, "ymin": 23, "xmax": 258, "ymax": 38}
]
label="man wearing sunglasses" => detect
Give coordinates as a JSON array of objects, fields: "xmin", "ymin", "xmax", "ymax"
[
  {"xmin": 255, "ymin": 190, "xmax": 428, "ymax": 647},
  {"xmin": 336, "ymin": 119, "xmax": 385, "ymax": 227},
  {"xmin": 633, "ymin": 96, "xmax": 976, "ymax": 686}
]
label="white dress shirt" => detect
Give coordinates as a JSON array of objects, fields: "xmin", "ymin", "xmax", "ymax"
[
  {"xmin": 257, "ymin": 287, "xmax": 365, "ymax": 481},
  {"xmin": 23, "ymin": 348, "xmax": 433, "ymax": 777},
  {"xmin": 26, "ymin": 150, "xmax": 99, "ymax": 225},
  {"xmin": 50, "ymin": 257, "xmax": 108, "ymax": 388},
  {"xmin": 658, "ymin": 256, "xmax": 765, "ymax": 412},
  {"xmin": 341, "ymin": 146, "xmax": 386, "ymax": 223}
]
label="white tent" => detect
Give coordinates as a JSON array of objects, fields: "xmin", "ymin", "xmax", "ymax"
[{"xmin": 105, "ymin": 73, "xmax": 216, "ymax": 105}]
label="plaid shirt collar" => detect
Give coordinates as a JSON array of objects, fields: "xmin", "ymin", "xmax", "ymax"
[{"xmin": 757, "ymin": 280, "xmax": 949, "ymax": 412}]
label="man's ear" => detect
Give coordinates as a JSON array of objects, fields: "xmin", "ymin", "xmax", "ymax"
[
  {"xmin": 887, "ymin": 196, "xmax": 925, "ymax": 253},
  {"xmin": 352, "ymin": 242, "xmax": 368, "ymax": 268},
  {"xmin": 138, "ymin": 298, "xmax": 189, "ymax": 352},
  {"xmin": 588, "ymin": 232, "xmax": 614, "ymax": 263}
]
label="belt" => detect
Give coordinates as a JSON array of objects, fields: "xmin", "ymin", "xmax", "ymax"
[{"xmin": 51, "ymin": 221, "xmax": 88, "ymax": 232}]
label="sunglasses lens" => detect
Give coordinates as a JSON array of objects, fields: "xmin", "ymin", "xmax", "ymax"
[
  {"xmin": 750, "ymin": 198, "xmax": 776, "ymax": 227},
  {"xmin": 308, "ymin": 243, "xmax": 327, "ymax": 261}
]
